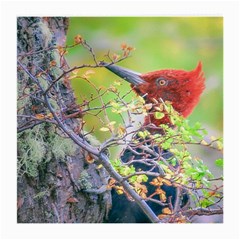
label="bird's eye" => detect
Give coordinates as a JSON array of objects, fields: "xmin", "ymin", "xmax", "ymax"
[{"xmin": 156, "ymin": 78, "xmax": 168, "ymax": 86}]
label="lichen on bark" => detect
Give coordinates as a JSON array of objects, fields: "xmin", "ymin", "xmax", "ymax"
[{"xmin": 17, "ymin": 17, "xmax": 110, "ymax": 223}]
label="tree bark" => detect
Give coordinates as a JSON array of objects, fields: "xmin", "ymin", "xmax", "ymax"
[{"xmin": 17, "ymin": 17, "xmax": 110, "ymax": 223}]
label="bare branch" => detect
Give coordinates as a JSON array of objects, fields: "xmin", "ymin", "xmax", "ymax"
[{"xmin": 185, "ymin": 208, "xmax": 223, "ymax": 217}]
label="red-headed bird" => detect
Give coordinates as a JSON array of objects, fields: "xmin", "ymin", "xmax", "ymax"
[
  {"xmin": 103, "ymin": 62, "xmax": 205, "ymax": 223},
  {"xmin": 104, "ymin": 61, "xmax": 205, "ymax": 126}
]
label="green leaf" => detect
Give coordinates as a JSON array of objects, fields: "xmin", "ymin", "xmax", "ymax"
[
  {"xmin": 129, "ymin": 175, "xmax": 137, "ymax": 183},
  {"xmin": 161, "ymin": 141, "xmax": 171, "ymax": 150},
  {"xmin": 215, "ymin": 158, "xmax": 223, "ymax": 168},
  {"xmin": 182, "ymin": 134, "xmax": 192, "ymax": 142},
  {"xmin": 199, "ymin": 198, "xmax": 215, "ymax": 208},
  {"xmin": 142, "ymin": 175, "xmax": 148, "ymax": 182},
  {"xmin": 194, "ymin": 122, "xmax": 202, "ymax": 129},
  {"xmin": 154, "ymin": 112, "xmax": 165, "ymax": 119},
  {"xmin": 129, "ymin": 165, "xmax": 135, "ymax": 174},
  {"xmin": 138, "ymin": 131, "xmax": 145, "ymax": 138},
  {"xmin": 170, "ymin": 157, "xmax": 177, "ymax": 166},
  {"xmin": 138, "ymin": 130, "xmax": 149, "ymax": 139},
  {"xmin": 202, "ymin": 129, "xmax": 208, "ymax": 135}
]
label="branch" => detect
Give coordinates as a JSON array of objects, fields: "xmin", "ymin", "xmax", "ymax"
[{"xmin": 185, "ymin": 208, "xmax": 223, "ymax": 217}]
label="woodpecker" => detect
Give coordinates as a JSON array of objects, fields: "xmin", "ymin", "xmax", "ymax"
[{"xmin": 103, "ymin": 62, "xmax": 205, "ymax": 223}]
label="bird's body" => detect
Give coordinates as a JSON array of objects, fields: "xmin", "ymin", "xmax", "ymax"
[
  {"xmin": 103, "ymin": 62, "xmax": 205, "ymax": 223},
  {"xmin": 108, "ymin": 147, "xmax": 189, "ymax": 223}
]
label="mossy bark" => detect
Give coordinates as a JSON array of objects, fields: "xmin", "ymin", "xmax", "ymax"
[{"xmin": 17, "ymin": 17, "xmax": 110, "ymax": 223}]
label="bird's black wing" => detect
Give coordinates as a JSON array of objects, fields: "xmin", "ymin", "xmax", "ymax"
[{"xmin": 106, "ymin": 138, "xmax": 189, "ymax": 223}]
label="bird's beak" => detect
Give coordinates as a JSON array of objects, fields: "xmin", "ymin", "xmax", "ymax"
[{"xmin": 101, "ymin": 62, "xmax": 146, "ymax": 86}]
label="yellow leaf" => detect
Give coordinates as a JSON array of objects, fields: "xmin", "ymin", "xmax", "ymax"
[
  {"xmin": 121, "ymin": 43, "xmax": 127, "ymax": 50},
  {"xmin": 210, "ymin": 136, "xmax": 217, "ymax": 141},
  {"xmin": 159, "ymin": 192, "xmax": 167, "ymax": 202},
  {"xmin": 164, "ymin": 174, "xmax": 172, "ymax": 179},
  {"xmin": 149, "ymin": 178, "xmax": 158, "ymax": 186},
  {"xmin": 162, "ymin": 179, "xmax": 172, "ymax": 186},
  {"xmin": 107, "ymin": 178, "xmax": 116, "ymax": 190},
  {"xmin": 100, "ymin": 127, "xmax": 110, "ymax": 132},
  {"xmin": 201, "ymin": 140, "xmax": 208, "ymax": 145},
  {"xmin": 84, "ymin": 70, "xmax": 95, "ymax": 75},
  {"xmin": 162, "ymin": 207, "xmax": 172, "ymax": 215},
  {"xmin": 68, "ymin": 75, "xmax": 78, "ymax": 80},
  {"xmin": 176, "ymin": 215, "xmax": 187, "ymax": 223},
  {"xmin": 50, "ymin": 60, "xmax": 57, "ymax": 67},
  {"xmin": 114, "ymin": 81, "xmax": 121, "ymax": 86},
  {"xmin": 144, "ymin": 103, "xmax": 153, "ymax": 110},
  {"xmin": 108, "ymin": 86, "xmax": 117, "ymax": 93},
  {"xmin": 98, "ymin": 86, "xmax": 106, "ymax": 91},
  {"xmin": 140, "ymin": 192, "xmax": 147, "ymax": 199},
  {"xmin": 82, "ymin": 70, "xmax": 95, "ymax": 80},
  {"xmin": 74, "ymin": 34, "xmax": 83, "ymax": 44},
  {"xmin": 137, "ymin": 96, "xmax": 145, "ymax": 104},
  {"xmin": 127, "ymin": 46, "xmax": 135, "ymax": 51},
  {"xmin": 57, "ymin": 45, "xmax": 66, "ymax": 55},
  {"xmin": 117, "ymin": 189, "xmax": 124, "ymax": 194},
  {"xmin": 97, "ymin": 164, "xmax": 103, "ymax": 169},
  {"xmin": 108, "ymin": 121, "xmax": 116, "ymax": 126},
  {"xmin": 35, "ymin": 114, "xmax": 45, "ymax": 120},
  {"xmin": 46, "ymin": 113, "xmax": 53, "ymax": 119},
  {"xmin": 158, "ymin": 214, "xmax": 166, "ymax": 219},
  {"xmin": 115, "ymin": 186, "xmax": 124, "ymax": 195},
  {"xmin": 72, "ymin": 69, "xmax": 79, "ymax": 75},
  {"xmin": 118, "ymin": 125, "xmax": 126, "ymax": 136},
  {"xmin": 112, "ymin": 53, "xmax": 120, "ymax": 61}
]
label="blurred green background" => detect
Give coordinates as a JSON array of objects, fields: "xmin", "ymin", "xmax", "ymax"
[
  {"xmin": 66, "ymin": 17, "xmax": 223, "ymax": 161},
  {"xmin": 66, "ymin": 17, "xmax": 223, "ymax": 131},
  {"xmin": 66, "ymin": 17, "xmax": 223, "ymax": 222}
]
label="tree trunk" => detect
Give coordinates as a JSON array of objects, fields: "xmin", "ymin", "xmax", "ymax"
[{"xmin": 17, "ymin": 17, "xmax": 110, "ymax": 223}]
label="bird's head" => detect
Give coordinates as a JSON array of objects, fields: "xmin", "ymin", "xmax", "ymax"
[{"xmin": 103, "ymin": 62, "xmax": 205, "ymax": 126}]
